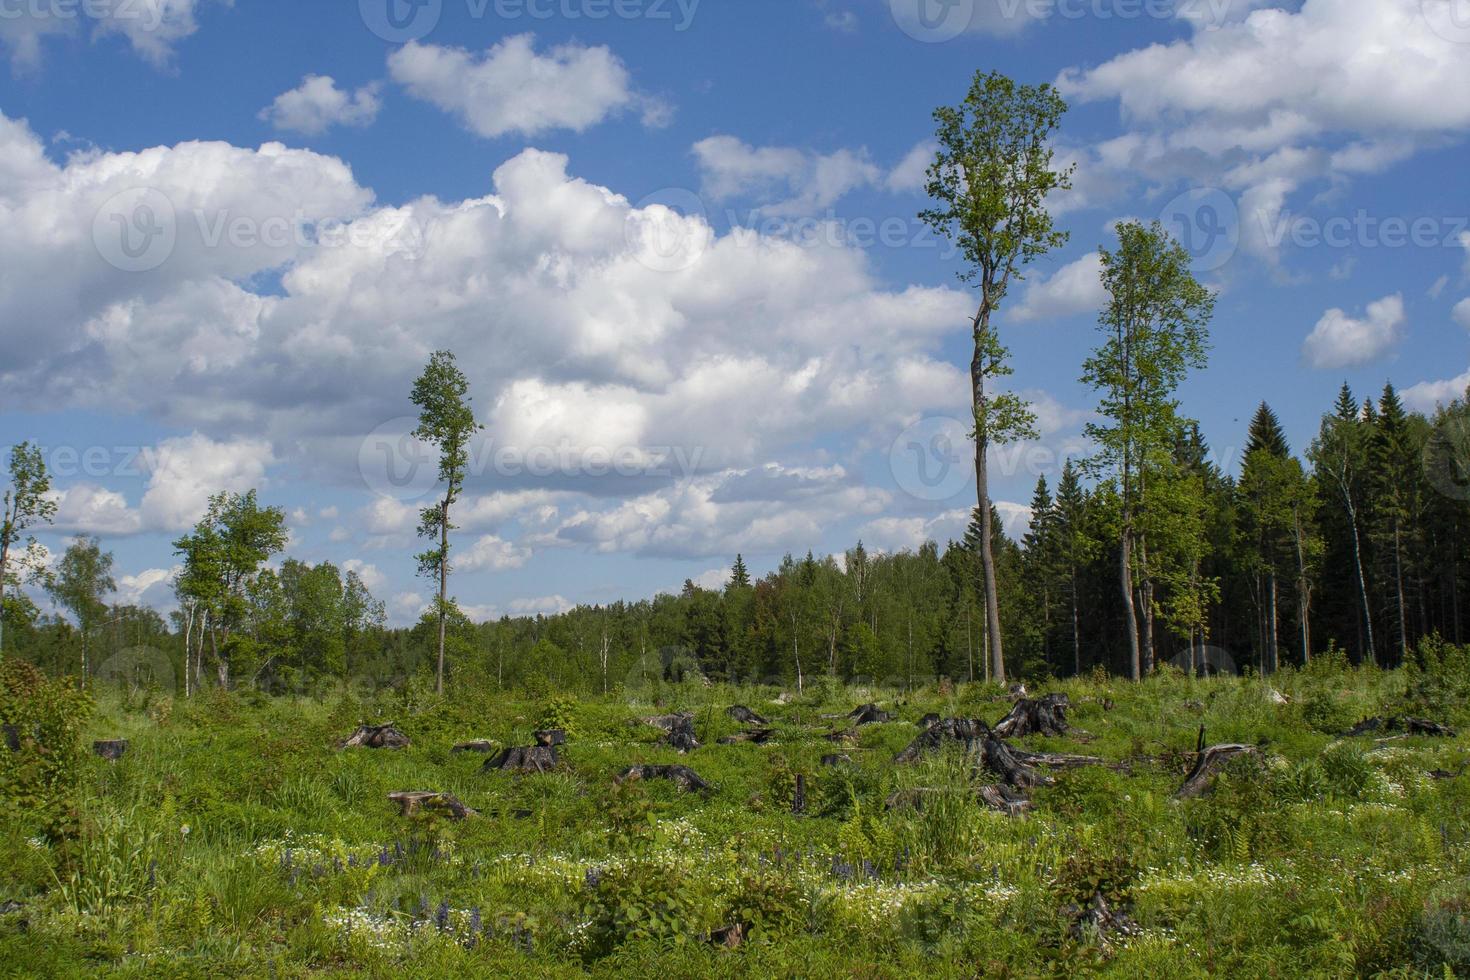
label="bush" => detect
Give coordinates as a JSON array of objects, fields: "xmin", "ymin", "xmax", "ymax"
[{"xmin": 0, "ymin": 660, "xmax": 92, "ymax": 844}]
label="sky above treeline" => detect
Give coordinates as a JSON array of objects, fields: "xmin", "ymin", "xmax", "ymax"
[{"xmin": 2, "ymin": 0, "xmax": 1468, "ymax": 625}]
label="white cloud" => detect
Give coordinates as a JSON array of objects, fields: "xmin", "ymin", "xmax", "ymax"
[
  {"xmin": 388, "ymin": 36, "xmax": 648, "ymax": 139},
  {"xmin": 457, "ymin": 534, "xmax": 531, "ymax": 572},
  {"xmin": 1301, "ymin": 294, "xmax": 1407, "ymax": 370},
  {"xmin": 886, "ymin": 140, "xmax": 935, "ymax": 193},
  {"xmin": 1455, "ymin": 298, "xmax": 1470, "ymax": 331},
  {"xmin": 115, "ymin": 566, "xmax": 179, "ymax": 608},
  {"xmin": 694, "ymin": 135, "xmax": 933, "ymax": 215},
  {"xmin": 825, "ymin": 10, "xmax": 858, "ymax": 32},
  {"xmin": 260, "ymin": 76, "xmax": 381, "ymax": 135},
  {"xmin": 341, "ymin": 559, "xmax": 386, "ymax": 592},
  {"xmin": 507, "ymin": 594, "xmax": 572, "ymax": 616},
  {"xmin": 2, "ymin": 0, "xmax": 211, "ymax": 70},
  {"xmin": 1008, "ymin": 253, "xmax": 1105, "ymax": 322},
  {"xmin": 137, "ymin": 434, "xmax": 274, "ymax": 532},
  {"xmin": 1404, "ymin": 369, "xmax": 1470, "ymax": 414},
  {"xmin": 49, "ymin": 484, "xmax": 144, "ymax": 536}
]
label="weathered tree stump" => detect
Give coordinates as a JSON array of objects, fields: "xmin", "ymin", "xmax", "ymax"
[
  {"xmin": 662, "ymin": 714, "xmax": 700, "ymax": 753},
  {"xmin": 848, "ymin": 704, "xmax": 891, "ymax": 725},
  {"xmin": 1344, "ymin": 716, "xmax": 1457, "ymax": 738},
  {"xmin": 1174, "ymin": 727, "xmax": 1258, "ymax": 799},
  {"xmin": 710, "ymin": 922, "xmax": 745, "ymax": 949},
  {"xmin": 893, "ymin": 717, "xmax": 988, "ymax": 763},
  {"xmin": 482, "ymin": 745, "xmax": 559, "ymax": 774},
  {"xmin": 534, "ymin": 729, "xmax": 567, "ymax": 747},
  {"xmin": 636, "ymin": 711, "xmax": 694, "ymax": 732},
  {"xmin": 339, "ymin": 723, "xmax": 411, "ymax": 749},
  {"xmin": 717, "ymin": 728, "xmax": 775, "ymax": 745},
  {"xmin": 824, "ymin": 728, "xmax": 859, "ymax": 744},
  {"xmin": 1431, "ymin": 764, "xmax": 1468, "ymax": 780},
  {"xmin": 92, "ymin": 739, "xmax": 128, "ymax": 761},
  {"xmin": 389, "ymin": 791, "xmax": 478, "ymax": 820},
  {"xmin": 792, "ymin": 773, "xmax": 807, "ymax": 815},
  {"xmin": 918, "ymin": 712, "xmax": 941, "ymax": 729},
  {"xmin": 992, "ymin": 694, "xmax": 1071, "ymax": 739},
  {"xmin": 1008, "ymin": 683, "xmax": 1029, "ymax": 700},
  {"xmin": 727, "ymin": 705, "xmax": 768, "ymax": 725},
  {"xmin": 615, "ymin": 764, "xmax": 710, "ymax": 793},
  {"xmin": 821, "ymin": 753, "xmax": 852, "ymax": 767},
  {"xmin": 451, "ymin": 740, "xmax": 498, "ymax": 754},
  {"xmin": 893, "ymin": 718, "xmax": 1052, "ymax": 788}
]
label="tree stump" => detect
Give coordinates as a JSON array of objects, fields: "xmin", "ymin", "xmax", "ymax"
[
  {"xmin": 482, "ymin": 745, "xmax": 559, "ymax": 774},
  {"xmin": 93, "ymin": 739, "xmax": 128, "ymax": 761},
  {"xmin": 662, "ymin": 715, "xmax": 700, "ymax": 753},
  {"xmin": 820, "ymin": 753, "xmax": 852, "ymax": 767},
  {"xmin": 727, "ymin": 705, "xmax": 767, "ymax": 725},
  {"xmin": 451, "ymin": 740, "xmax": 498, "ymax": 754},
  {"xmin": 918, "ymin": 713, "xmax": 941, "ymax": 729},
  {"xmin": 792, "ymin": 773, "xmax": 807, "ymax": 815},
  {"xmin": 534, "ymin": 729, "xmax": 567, "ymax": 747},
  {"xmin": 824, "ymin": 728, "xmax": 859, "ymax": 744},
  {"xmin": 710, "ymin": 922, "xmax": 745, "ymax": 949},
  {"xmin": 339, "ymin": 723, "xmax": 411, "ymax": 750},
  {"xmin": 717, "ymin": 728, "xmax": 775, "ymax": 745},
  {"xmin": 1344, "ymin": 716, "xmax": 1457, "ymax": 738},
  {"xmin": 615, "ymin": 764, "xmax": 711, "ymax": 794},
  {"xmin": 389, "ymin": 791, "xmax": 478, "ymax": 820},
  {"xmin": 1174, "ymin": 727, "xmax": 1258, "ymax": 799},
  {"xmin": 893, "ymin": 717, "xmax": 988, "ymax": 763},
  {"xmin": 636, "ymin": 712, "xmax": 694, "ymax": 732},
  {"xmin": 848, "ymin": 704, "xmax": 891, "ymax": 725},
  {"xmin": 978, "ymin": 783, "xmax": 1033, "ymax": 817},
  {"xmin": 991, "ymin": 694, "xmax": 1071, "ymax": 739}
]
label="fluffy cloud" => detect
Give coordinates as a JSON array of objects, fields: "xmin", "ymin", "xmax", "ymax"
[
  {"xmin": 49, "ymin": 484, "xmax": 144, "ymax": 536},
  {"xmin": 1301, "ymin": 294, "xmax": 1407, "ymax": 370},
  {"xmin": 388, "ymin": 36, "xmax": 657, "ymax": 138},
  {"xmin": 260, "ymin": 76, "xmax": 382, "ymax": 135},
  {"xmin": 457, "ymin": 534, "xmax": 532, "ymax": 572},
  {"xmin": 1404, "ymin": 369, "xmax": 1470, "ymax": 414},
  {"xmin": 1454, "ymin": 298, "xmax": 1470, "ymax": 331},
  {"xmin": 114, "ymin": 566, "xmax": 179, "ymax": 608},
  {"xmin": 137, "ymin": 434, "xmax": 274, "ymax": 531},
  {"xmin": 1007, "ymin": 253, "xmax": 1105, "ymax": 322}
]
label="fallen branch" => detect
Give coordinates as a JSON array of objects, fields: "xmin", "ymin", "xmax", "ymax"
[
  {"xmin": 615, "ymin": 764, "xmax": 711, "ymax": 793},
  {"xmin": 1174, "ymin": 727, "xmax": 1257, "ymax": 800},
  {"xmin": 389, "ymin": 791, "xmax": 478, "ymax": 820},
  {"xmin": 1344, "ymin": 716, "xmax": 1457, "ymax": 738},
  {"xmin": 727, "ymin": 705, "xmax": 768, "ymax": 725}
]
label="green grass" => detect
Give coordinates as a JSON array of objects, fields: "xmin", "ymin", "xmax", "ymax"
[{"xmin": 5, "ymin": 665, "xmax": 1470, "ymax": 977}]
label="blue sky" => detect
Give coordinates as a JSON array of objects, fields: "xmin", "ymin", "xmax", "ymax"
[{"xmin": 3, "ymin": 0, "xmax": 1469, "ymax": 624}]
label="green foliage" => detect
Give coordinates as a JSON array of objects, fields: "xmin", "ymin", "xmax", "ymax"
[
  {"xmin": 1052, "ymin": 850, "xmax": 1138, "ymax": 907},
  {"xmin": 0, "ymin": 659, "xmax": 91, "ymax": 844},
  {"xmin": 579, "ymin": 859, "xmax": 708, "ymax": 959}
]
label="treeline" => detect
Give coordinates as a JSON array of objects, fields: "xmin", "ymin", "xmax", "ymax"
[{"xmin": 4, "ymin": 378, "xmax": 1464, "ymax": 694}]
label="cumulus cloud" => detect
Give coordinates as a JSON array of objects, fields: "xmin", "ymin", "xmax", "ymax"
[
  {"xmin": 1454, "ymin": 298, "xmax": 1470, "ymax": 331},
  {"xmin": 114, "ymin": 566, "xmax": 179, "ymax": 608},
  {"xmin": 49, "ymin": 484, "xmax": 143, "ymax": 536},
  {"xmin": 260, "ymin": 75, "xmax": 382, "ymax": 135},
  {"xmin": 1007, "ymin": 253, "xmax": 1105, "ymax": 322},
  {"xmin": 1301, "ymin": 294, "xmax": 1407, "ymax": 370},
  {"xmin": 457, "ymin": 534, "xmax": 532, "ymax": 572},
  {"xmin": 1404, "ymin": 369, "xmax": 1470, "ymax": 414},
  {"xmin": 2, "ymin": 0, "xmax": 212, "ymax": 70},
  {"xmin": 388, "ymin": 36, "xmax": 656, "ymax": 138}
]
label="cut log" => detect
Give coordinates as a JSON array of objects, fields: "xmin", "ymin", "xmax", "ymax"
[
  {"xmin": 1344, "ymin": 716, "xmax": 1457, "ymax": 738},
  {"xmin": 389, "ymin": 791, "xmax": 478, "ymax": 820},
  {"xmin": 482, "ymin": 745, "xmax": 559, "ymax": 774},
  {"xmin": 717, "ymin": 728, "xmax": 775, "ymax": 745},
  {"xmin": 451, "ymin": 740, "xmax": 498, "ymax": 754},
  {"xmin": 615, "ymin": 764, "xmax": 711, "ymax": 793},
  {"xmin": 893, "ymin": 717, "xmax": 989, "ymax": 763},
  {"xmin": 991, "ymin": 693, "xmax": 1071, "ymax": 739},
  {"xmin": 1008, "ymin": 747, "xmax": 1116, "ymax": 770},
  {"xmin": 92, "ymin": 739, "xmax": 128, "ymax": 761},
  {"xmin": 1174, "ymin": 727, "xmax": 1257, "ymax": 800},
  {"xmin": 848, "ymin": 704, "xmax": 891, "ymax": 725},
  {"xmin": 534, "ymin": 729, "xmax": 567, "ymax": 748},
  {"xmin": 820, "ymin": 753, "xmax": 852, "ymax": 767},
  {"xmin": 727, "ymin": 705, "xmax": 768, "ymax": 725},
  {"xmin": 339, "ymin": 723, "xmax": 410, "ymax": 750},
  {"xmin": 978, "ymin": 783, "xmax": 1033, "ymax": 817}
]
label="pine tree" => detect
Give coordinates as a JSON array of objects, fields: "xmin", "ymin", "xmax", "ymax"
[{"xmin": 729, "ymin": 554, "xmax": 751, "ymax": 589}]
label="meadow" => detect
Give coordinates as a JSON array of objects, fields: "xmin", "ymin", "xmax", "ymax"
[{"xmin": 4, "ymin": 646, "xmax": 1470, "ymax": 978}]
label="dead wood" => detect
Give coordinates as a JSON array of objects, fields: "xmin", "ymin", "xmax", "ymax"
[
  {"xmin": 92, "ymin": 739, "xmax": 128, "ymax": 761},
  {"xmin": 717, "ymin": 728, "xmax": 775, "ymax": 745},
  {"xmin": 451, "ymin": 740, "xmax": 498, "ymax": 754},
  {"xmin": 662, "ymin": 714, "xmax": 700, "ymax": 753},
  {"xmin": 1065, "ymin": 892, "xmax": 1141, "ymax": 949},
  {"xmin": 339, "ymin": 723, "xmax": 410, "ymax": 750},
  {"xmin": 636, "ymin": 712, "xmax": 694, "ymax": 732},
  {"xmin": 727, "ymin": 705, "xmax": 768, "ymax": 725},
  {"xmin": 534, "ymin": 729, "xmax": 567, "ymax": 747},
  {"xmin": 1174, "ymin": 727, "xmax": 1258, "ymax": 800},
  {"xmin": 821, "ymin": 753, "xmax": 852, "ymax": 767},
  {"xmin": 389, "ymin": 791, "xmax": 478, "ymax": 820},
  {"xmin": 978, "ymin": 783, "xmax": 1034, "ymax": 817},
  {"xmin": 615, "ymin": 764, "xmax": 711, "ymax": 793},
  {"xmin": 848, "ymin": 704, "xmax": 892, "ymax": 725},
  {"xmin": 482, "ymin": 745, "xmax": 560, "ymax": 774},
  {"xmin": 1344, "ymin": 716, "xmax": 1457, "ymax": 738},
  {"xmin": 991, "ymin": 693, "xmax": 1071, "ymax": 739}
]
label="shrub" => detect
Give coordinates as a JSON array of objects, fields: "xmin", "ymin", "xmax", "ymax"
[{"xmin": 0, "ymin": 660, "xmax": 92, "ymax": 845}]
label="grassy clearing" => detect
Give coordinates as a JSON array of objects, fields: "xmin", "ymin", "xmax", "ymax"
[{"xmin": 4, "ymin": 660, "xmax": 1470, "ymax": 977}]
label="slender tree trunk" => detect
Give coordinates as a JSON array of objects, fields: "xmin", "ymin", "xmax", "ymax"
[
  {"xmin": 1393, "ymin": 522, "xmax": 1408, "ymax": 666},
  {"xmin": 437, "ymin": 498, "xmax": 449, "ymax": 696},
  {"xmin": 0, "ymin": 537, "xmax": 8, "ymax": 657},
  {"xmin": 965, "ymin": 604, "xmax": 974, "ymax": 683},
  {"xmin": 1071, "ymin": 566, "xmax": 1081, "ymax": 678},
  {"xmin": 212, "ymin": 627, "xmax": 228, "ymax": 688},
  {"xmin": 790, "ymin": 611, "xmax": 803, "ymax": 694},
  {"xmin": 1346, "ymin": 500, "xmax": 1376, "ymax": 665},
  {"xmin": 1120, "ymin": 528, "xmax": 1141, "ymax": 681},
  {"xmin": 972, "ymin": 319, "xmax": 1006, "ymax": 685},
  {"xmin": 1139, "ymin": 533, "xmax": 1155, "ymax": 676},
  {"xmin": 1266, "ymin": 571, "xmax": 1279, "ymax": 675},
  {"xmin": 1294, "ymin": 518, "xmax": 1311, "ymax": 663}
]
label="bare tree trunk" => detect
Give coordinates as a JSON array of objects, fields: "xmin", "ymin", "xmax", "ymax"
[
  {"xmin": 1393, "ymin": 522, "xmax": 1409, "ymax": 666},
  {"xmin": 1139, "ymin": 532, "xmax": 1155, "ymax": 676},
  {"xmin": 1294, "ymin": 517, "xmax": 1311, "ymax": 663},
  {"xmin": 790, "ymin": 611, "xmax": 803, "ymax": 695},
  {"xmin": 1345, "ymin": 493, "xmax": 1375, "ymax": 665},
  {"xmin": 1266, "ymin": 571, "xmax": 1279, "ymax": 674},
  {"xmin": 437, "ymin": 499, "xmax": 449, "ymax": 695},
  {"xmin": 1120, "ymin": 530, "xmax": 1141, "ymax": 681},
  {"xmin": 973, "ymin": 325, "xmax": 1006, "ymax": 685},
  {"xmin": 0, "ymin": 536, "xmax": 10, "ymax": 657},
  {"xmin": 1071, "ymin": 567, "xmax": 1082, "ymax": 678}
]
